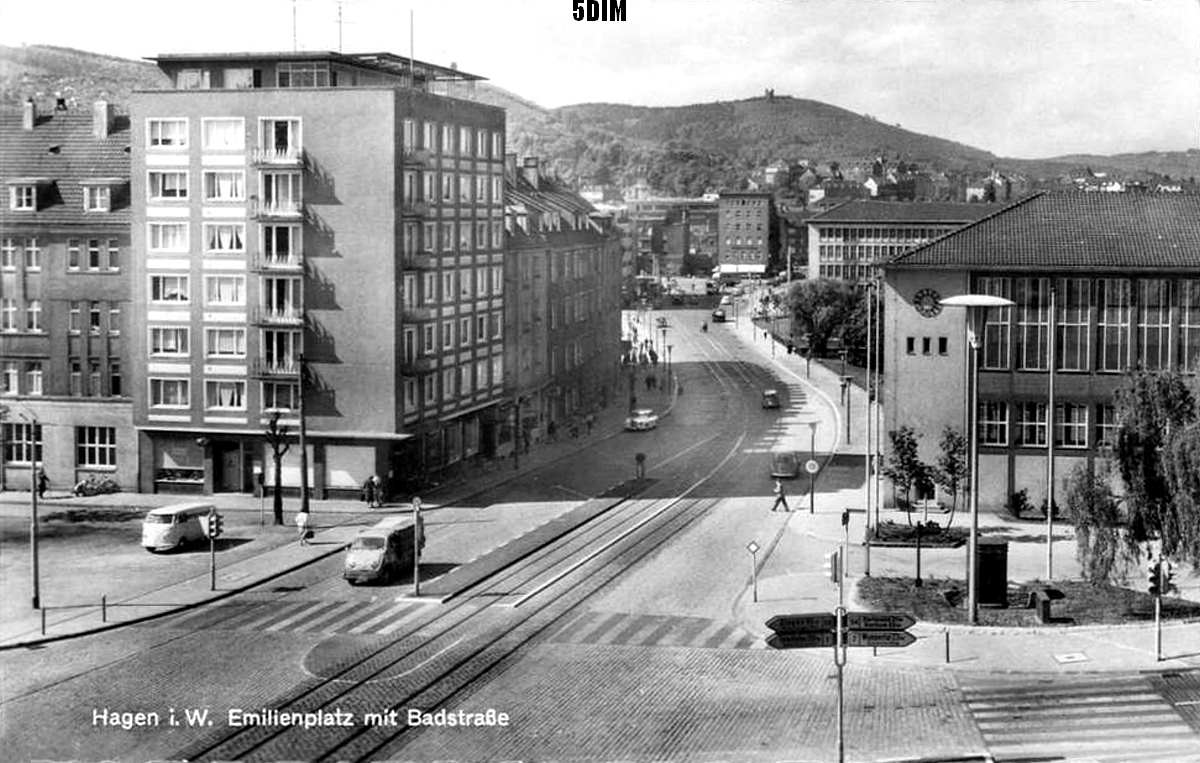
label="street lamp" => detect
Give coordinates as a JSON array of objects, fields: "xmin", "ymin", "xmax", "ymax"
[
  {"xmin": 667, "ymin": 344, "xmax": 673, "ymax": 389},
  {"xmin": 940, "ymin": 293, "xmax": 1014, "ymax": 625},
  {"xmin": 17, "ymin": 412, "xmax": 40, "ymax": 609},
  {"xmin": 839, "ymin": 375, "xmax": 853, "ymax": 445},
  {"xmin": 807, "ymin": 420, "xmax": 820, "ymax": 514}
]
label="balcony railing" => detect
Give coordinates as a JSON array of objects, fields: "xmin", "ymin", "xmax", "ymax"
[
  {"xmin": 250, "ymin": 358, "xmax": 301, "ymax": 378},
  {"xmin": 401, "ymin": 252, "xmax": 437, "ymax": 270},
  {"xmin": 402, "ymin": 148, "xmax": 430, "ymax": 165},
  {"xmin": 400, "ymin": 355, "xmax": 437, "ymax": 373},
  {"xmin": 251, "ymin": 200, "xmax": 303, "ymax": 219},
  {"xmin": 252, "ymin": 146, "xmax": 304, "ymax": 166},
  {"xmin": 250, "ymin": 251, "xmax": 304, "ymax": 271},
  {"xmin": 400, "ymin": 201, "xmax": 431, "ymax": 218},
  {"xmin": 252, "ymin": 306, "xmax": 304, "ymax": 325},
  {"xmin": 401, "ymin": 304, "xmax": 438, "ymax": 321}
]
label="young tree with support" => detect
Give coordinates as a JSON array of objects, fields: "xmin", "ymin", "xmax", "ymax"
[
  {"xmin": 932, "ymin": 426, "xmax": 968, "ymax": 529},
  {"xmin": 263, "ymin": 413, "xmax": 291, "ymax": 526}
]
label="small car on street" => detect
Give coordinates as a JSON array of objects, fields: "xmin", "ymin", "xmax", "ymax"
[
  {"xmin": 711, "ymin": 308, "xmax": 726, "ymax": 323},
  {"xmin": 624, "ymin": 408, "xmax": 659, "ymax": 431},
  {"xmin": 719, "ymin": 295, "xmax": 732, "ymax": 306},
  {"xmin": 770, "ymin": 451, "xmax": 800, "ymax": 479},
  {"xmin": 761, "ymin": 388, "xmax": 781, "ymax": 408}
]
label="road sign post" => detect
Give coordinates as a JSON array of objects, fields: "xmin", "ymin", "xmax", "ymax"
[
  {"xmin": 412, "ymin": 497, "xmax": 423, "ymax": 596},
  {"xmin": 747, "ymin": 541, "xmax": 760, "ymax": 603}
]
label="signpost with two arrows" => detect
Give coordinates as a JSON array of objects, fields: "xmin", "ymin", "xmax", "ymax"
[{"xmin": 767, "ymin": 609, "xmax": 917, "ymax": 763}]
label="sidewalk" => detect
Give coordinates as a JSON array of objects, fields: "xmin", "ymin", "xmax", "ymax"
[
  {"xmin": 726, "ymin": 297, "xmax": 1200, "ymax": 674},
  {"xmin": 0, "ymin": 388, "xmax": 665, "ymax": 650}
]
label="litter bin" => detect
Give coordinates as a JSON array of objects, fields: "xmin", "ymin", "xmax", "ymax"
[{"xmin": 975, "ymin": 538, "xmax": 1008, "ymax": 608}]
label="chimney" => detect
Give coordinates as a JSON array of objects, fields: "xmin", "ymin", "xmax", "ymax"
[
  {"xmin": 505, "ymin": 152, "xmax": 518, "ymax": 181},
  {"xmin": 22, "ymin": 98, "xmax": 36, "ymax": 131},
  {"xmin": 93, "ymin": 100, "xmax": 114, "ymax": 139},
  {"xmin": 522, "ymin": 157, "xmax": 540, "ymax": 190}
]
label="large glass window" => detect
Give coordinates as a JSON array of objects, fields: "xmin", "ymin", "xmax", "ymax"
[
  {"xmin": 203, "ymin": 170, "xmax": 245, "ymax": 201},
  {"xmin": 150, "ymin": 326, "xmax": 190, "ymax": 356},
  {"xmin": 1181, "ymin": 279, "xmax": 1200, "ymax": 373},
  {"xmin": 205, "ymin": 276, "xmax": 245, "ymax": 306},
  {"xmin": 262, "ymin": 224, "xmax": 300, "ymax": 264},
  {"xmin": 277, "ymin": 63, "xmax": 330, "ymax": 87},
  {"xmin": 204, "ymin": 223, "xmax": 245, "ymax": 254},
  {"xmin": 147, "ymin": 118, "xmax": 187, "ymax": 148},
  {"xmin": 150, "ymin": 275, "xmax": 189, "ymax": 303},
  {"xmin": 2, "ymin": 423, "xmax": 42, "ymax": 464},
  {"xmin": 76, "ymin": 426, "xmax": 117, "ymax": 467},
  {"xmin": 148, "ymin": 171, "xmax": 188, "ymax": 200},
  {"xmin": 1096, "ymin": 278, "xmax": 1131, "ymax": 372},
  {"xmin": 1096, "ymin": 404, "xmax": 1117, "ymax": 449},
  {"xmin": 261, "ymin": 172, "xmax": 301, "ymax": 213},
  {"xmin": 202, "ymin": 118, "xmax": 244, "ymax": 151},
  {"xmin": 977, "ymin": 276, "xmax": 1011, "ymax": 370},
  {"xmin": 1014, "ymin": 277, "xmax": 1050, "ymax": 370},
  {"xmin": 1055, "ymin": 403, "xmax": 1088, "ymax": 449},
  {"xmin": 149, "ymin": 222, "xmax": 189, "ymax": 252},
  {"xmin": 206, "ymin": 327, "xmax": 247, "ymax": 357},
  {"xmin": 262, "ymin": 382, "xmax": 299, "ymax": 411},
  {"xmin": 1056, "ymin": 278, "xmax": 1090, "ymax": 371},
  {"xmin": 1138, "ymin": 279, "xmax": 1171, "ymax": 370}
]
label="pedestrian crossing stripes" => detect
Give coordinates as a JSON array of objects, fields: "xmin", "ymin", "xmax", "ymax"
[
  {"xmin": 543, "ymin": 610, "xmax": 762, "ymax": 651},
  {"xmin": 157, "ymin": 598, "xmax": 432, "ymax": 637},
  {"xmin": 960, "ymin": 674, "xmax": 1200, "ymax": 762}
]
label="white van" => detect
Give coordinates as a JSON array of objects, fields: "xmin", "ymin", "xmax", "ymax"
[
  {"xmin": 142, "ymin": 502, "xmax": 214, "ymax": 552},
  {"xmin": 344, "ymin": 515, "xmax": 423, "ymax": 584}
]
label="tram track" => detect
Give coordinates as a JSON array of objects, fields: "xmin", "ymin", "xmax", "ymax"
[{"xmin": 175, "ymin": 318, "xmax": 784, "ymax": 762}]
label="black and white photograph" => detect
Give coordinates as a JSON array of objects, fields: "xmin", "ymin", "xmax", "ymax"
[{"xmin": 2, "ymin": 1, "xmax": 1200, "ymax": 761}]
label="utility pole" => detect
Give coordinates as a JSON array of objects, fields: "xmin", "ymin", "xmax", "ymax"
[{"xmin": 298, "ymin": 354, "xmax": 310, "ymax": 515}]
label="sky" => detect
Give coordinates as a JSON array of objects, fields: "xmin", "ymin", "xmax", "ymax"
[{"xmin": 2, "ymin": 0, "xmax": 1198, "ymax": 158}]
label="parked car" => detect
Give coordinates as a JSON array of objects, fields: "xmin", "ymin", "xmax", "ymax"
[
  {"xmin": 624, "ymin": 408, "xmax": 659, "ymax": 431},
  {"xmin": 711, "ymin": 308, "xmax": 727, "ymax": 323},
  {"xmin": 761, "ymin": 388, "xmax": 781, "ymax": 409},
  {"xmin": 770, "ymin": 451, "xmax": 800, "ymax": 479},
  {"xmin": 719, "ymin": 295, "xmax": 732, "ymax": 306}
]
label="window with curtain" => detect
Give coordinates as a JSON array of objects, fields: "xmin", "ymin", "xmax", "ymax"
[
  {"xmin": 205, "ymin": 276, "xmax": 245, "ymax": 305},
  {"xmin": 148, "ymin": 171, "xmax": 188, "ymax": 199},
  {"xmin": 148, "ymin": 119, "xmax": 188, "ymax": 148},
  {"xmin": 150, "ymin": 378, "xmax": 189, "ymax": 407},
  {"xmin": 149, "ymin": 223, "xmax": 188, "ymax": 252},
  {"xmin": 204, "ymin": 223, "xmax": 245, "ymax": 253},
  {"xmin": 203, "ymin": 171, "xmax": 245, "ymax": 201},
  {"xmin": 150, "ymin": 275, "xmax": 189, "ymax": 303},
  {"xmin": 150, "ymin": 327, "xmax": 189, "ymax": 356},
  {"xmin": 263, "ymin": 382, "xmax": 299, "ymax": 411},
  {"xmin": 206, "ymin": 328, "xmax": 246, "ymax": 357},
  {"xmin": 206, "ymin": 380, "xmax": 246, "ymax": 409},
  {"xmin": 202, "ymin": 118, "xmax": 244, "ymax": 150}
]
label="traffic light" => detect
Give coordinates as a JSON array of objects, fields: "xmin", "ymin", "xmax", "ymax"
[
  {"xmin": 1163, "ymin": 562, "xmax": 1177, "ymax": 596},
  {"xmin": 208, "ymin": 512, "xmax": 224, "ymax": 539},
  {"xmin": 1148, "ymin": 560, "xmax": 1161, "ymax": 597},
  {"xmin": 823, "ymin": 550, "xmax": 840, "ymax": 583}
]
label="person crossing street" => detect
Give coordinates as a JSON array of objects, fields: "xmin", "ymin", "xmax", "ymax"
[{"xmin": 771, "ymin": 479, "xmax": 791, "ymax": 512}]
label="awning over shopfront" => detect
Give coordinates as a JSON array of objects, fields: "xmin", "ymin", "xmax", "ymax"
[{"xmin": 714, "ymin": 264, "xmax": 767, "ymax": 276}]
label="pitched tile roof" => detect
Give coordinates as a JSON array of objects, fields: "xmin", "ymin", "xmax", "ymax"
[
  {"xmin": 0, "ymin": 108, "xmax": 131, "ymax": 228},
  {"xmin": 810, "ymin": 200, "xmax": 1002, "ymax": 224},
  {"xmin": 886, "ymin": 191, "xmax": 1200, "ymax": 271}
]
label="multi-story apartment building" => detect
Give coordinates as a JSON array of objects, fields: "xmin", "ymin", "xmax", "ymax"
[
  {"xmin": 883, "ymin": 192, "xmax": 1200, "ymax": 509},
  {"xmin": 1, "ymin": 100, "xmax": 135, "ymax": 490},
  {"xmin": 130, "ymin": 51, "xmax": 505, "ymax": 496},
  {"xmin": 716, "ymin": 191, "xmax": 773, "ymax": 280},
  {"xmin": 808, "ymin": 201, "xmax": 998, "ymax": 282},
  {"xmin": 504, "ymin": 157, "xmax": 621, "ymax": 444}
]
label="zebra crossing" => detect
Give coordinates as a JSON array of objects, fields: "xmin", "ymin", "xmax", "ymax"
[
  {"xmin": 543, "ymin": 610, "xmax": 762, "ymax": 651},
  {"xmin": 960, "ymin": 673, "xmax": 1200, "ymax": 762},
  {"xmin": 158, "ymin": 598, "xmax": 434, "ymax": 637}
]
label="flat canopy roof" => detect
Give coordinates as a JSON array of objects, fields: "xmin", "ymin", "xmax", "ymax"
[
  {"xmin": 715, "ymin": 264, "xmax": 767, "ymax": 275},
  {"xmin": 149, "ymin": 51, "xmax": 486, "ymax": 82}
]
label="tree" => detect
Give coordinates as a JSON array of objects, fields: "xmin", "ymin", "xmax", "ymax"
[
  {"xmin": 1112, "ymin": 369, "xmax": 1197, "ymax": 558},
  {"xmin": 785, "ymin": 278, "xmax": 858, "ymax": 357},
  {"xmin": 1065, "ymin": 462, "xmax": 1129, "ymax": 585},
  {"xmin": 264, "ymin": 413, "xmax": 291, "ymax": 525},
  {"xmin": 883, "ymin": 426, "xmax": 927, "ymax": 519},
  {"xmin": 1162, "ymin": 422, "xmax": 1200, "ymax": 566},
  {"xmin": 932, "ymin": 427, "xmax": 968, "ymax": 528}
]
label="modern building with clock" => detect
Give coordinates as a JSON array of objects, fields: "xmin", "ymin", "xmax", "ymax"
[{"xmin": 881, "ymin": 191, "xmax": 1200, "ymax": 511}]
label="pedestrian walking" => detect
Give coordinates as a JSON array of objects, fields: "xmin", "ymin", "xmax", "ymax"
[
  {"xmin": 645, "ymin": 375, "xmax": 653, "ymax": 392},
  {"xmin": 771, "ymin": 479, "xmax": 791, "ymax": 512},
  {"xmin": 36, "ymin": 469, "xmax": 48, "ymax": 498},
  {"xmin": 295, "ymin": 510, "xmax": 311, "ymax": 545},
  {"xmin": 361, "ymin": 476, "xmax": 376, "ymax": 507},
  {"xmin": 635, "ymin": 452, "xmax": 646, "ymax": 480},
  {"xmin": 585, "ymin": 413, "xmax": 595, "ymax": 435},
  {"xmin": 522, "ymin": 428, "xmax": 531, "ymax": 454},
  {"xmin": 547, "ymin": 420, "xmax": 558, "ymax": 442},
  {"xmin": 370, "ymin": 474, "xmax": 383, "ymax": 507}
]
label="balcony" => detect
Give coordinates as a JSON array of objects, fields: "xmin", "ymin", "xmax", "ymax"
[
  {"xmin": 251, "ymin": 200, "xmax": 304, "ymax": 220},
  {"xmin": 250, "ymin": 358, "xmax": 301, "ymax": 378},
  {"xmin": 251, "ymin": 146, "xmax": 304, "ymax": 166},
  {"xmin": 400, "ymin": 355, "xmax": 437, "ymax": 373},
  {"xmin": 401, "ymin": 252, "xmax": 438, "ymax": 270},
  {"xmin": 402, "ymin": 148, "xmax": 431, "ymax": 166},
  {"xmin": 400, "ymin": 201, "xmax": 431, "ymax": 218},
  {"xmin": 250, "ymin": 251, "xmax": 304, "ymax": 271},
  {"xmin": 252, "ymin": 306, "xmax": 304, "ymax": 326},
  {"xmin": 402, "ymin": 304, "xmax": 438, "ymax": 321}
]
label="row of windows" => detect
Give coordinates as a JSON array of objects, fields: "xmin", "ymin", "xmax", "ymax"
[
  {"xmin": 401, "ymin": 356, "xmax": 505, "ymax": 409},
  {"xmin": 404, "ymin": 313, "xmax": 505, "ymax": 356},
  {"xmin": 401, "ymin": 119, "xmax": 504, "ymax": 160},
  {"xmin": 816, "ymin": 226, "xmax": 955, "ymax": 243},
  {"xmin": 1, "ymin": 424, "xmax": 117, "ymax": 468},
  {"xmin": 976, "ymin": 277, "xmax": 1200, "ymax": 374},
  {"xmin": 819, "ymin": 244, "xmax": 913, "ymax": 263},
  {"xmin": 1, "ymin": 237, "xmax": 120, "ymax": 272},
  {"xmin": 149, "ymin": 326, "xmax": 253, "ymax": 358},
  {"xmin": 2, "ymin": 360, "xmax": 121, "ymax": 398},
  {"xmin": 977, "ymin": 401, "xmax": 1115, "ymax": 450},
  {"xmin": 906, "ymin": 336, "xmax": 949, "ymax": 356},
  {"xmin": 6, "ymin": 185, "xmax": 118, "ymax": 214},
  {"xmin": 723, "ymin": 238, "xmax": 765, "ymax": 247},
  {"xmin": 149, "ymin": 378, "xmax": 292, "ymax": 411},
  {"xmin": 0, "ymin": 300, "xmax": 120, "ymax": 335},
  {"xmin": 401, "ymin": 220, "xmax": 505, "ymax": 255},
  {"xmin": 403, "ymin": 171, "xmax": 504, "ymax": 206},
  {"xmin": 147, "ymin": 170, "xmax": 283, "ymax": 203},
  {"xmin": 402, "ymin": 267, "xmax": 505, "ymax": 307}
]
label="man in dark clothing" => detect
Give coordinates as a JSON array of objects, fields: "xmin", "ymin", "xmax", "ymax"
[{"xmin": 771, "ymin": 479, "xmax": 791, "ymax": 512}]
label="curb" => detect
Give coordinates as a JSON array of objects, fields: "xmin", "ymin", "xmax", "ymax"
[{"xmin": 0, "ymin": 536, "xmax": 351, "ymax": 651}]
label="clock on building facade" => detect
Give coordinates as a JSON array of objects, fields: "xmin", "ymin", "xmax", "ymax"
[{"xmin": 913, "ymin": 288, "xmax": 943, "ymax": 318}]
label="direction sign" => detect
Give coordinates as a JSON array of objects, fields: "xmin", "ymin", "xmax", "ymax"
[
  {"xmin": 846, "ymin": 630, "xmax": 917, "ymax": 648},
  {"xmin": 766, "ymin": 613, "xmax": 836, "ymax": 633},
  {"xmin": 746, "ymin": 541, "xmax": 760, "ymax": 554},
  {"xmin": 767, "ymin": 631, "xmax": 836, "ymax": 649},
  {"xmin": 805, "ymin": 459, "xmax": 820, "ymax": 475},
  {"xmin": 844, "ymin": 612, "xmax": 916, "ymax": 631}
]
